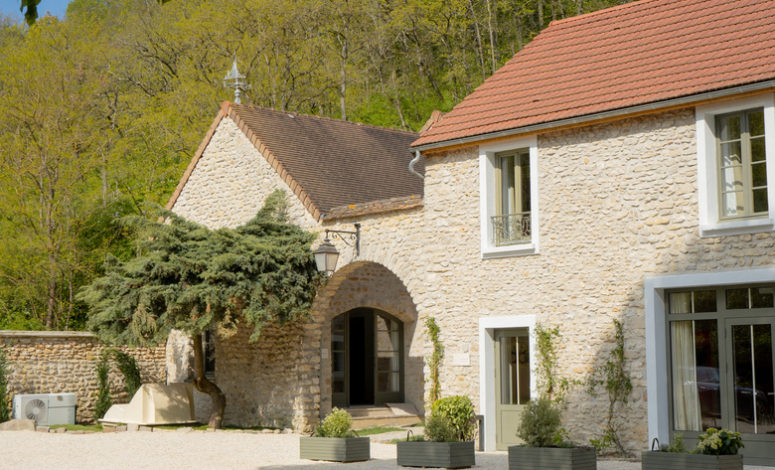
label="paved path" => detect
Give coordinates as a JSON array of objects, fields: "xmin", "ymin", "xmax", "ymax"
[{"xmin": 0, "ymin": 430, "xmax": 769, "ymax": 470}]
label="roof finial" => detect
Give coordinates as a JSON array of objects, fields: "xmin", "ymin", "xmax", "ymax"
[{"xmin": 223, "ymin": 58, "xmax": 250, "ymax": 104}]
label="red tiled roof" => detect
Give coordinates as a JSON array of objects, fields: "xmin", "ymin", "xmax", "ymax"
[
  {"xmin": 413, "ymin": 0, "xmax": 775, "ymax": 148},
  {"xmin": 168, "ymin": 102, "xmax": 422, "ymax": 221}
]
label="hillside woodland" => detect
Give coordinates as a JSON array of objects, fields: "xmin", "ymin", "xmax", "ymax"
[{"xmin": 0, "ymin": 0, "xmax": 631, "ymax": 330}]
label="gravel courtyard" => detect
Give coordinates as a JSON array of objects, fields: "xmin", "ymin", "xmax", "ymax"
[{"xmin": 0, "ymin": 430, "xmax": 769, "ymax": 470}]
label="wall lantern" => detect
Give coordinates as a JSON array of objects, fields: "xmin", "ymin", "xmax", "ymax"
[{"xmin": 314, "ymin": 224, "xmax": 360, "ymax": 275}]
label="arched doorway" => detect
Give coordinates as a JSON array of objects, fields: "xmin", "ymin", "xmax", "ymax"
[{"xmin": 331, "ymin": 308, "xmax": 404, "ymax": 407}]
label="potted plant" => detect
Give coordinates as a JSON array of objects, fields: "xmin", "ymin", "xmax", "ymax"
[
  {"xmin": 508, "ymin": 397, "xmax": 596, "ymax": 470},
  {"xmin": 642, "ymin": 428, "xmax": 743, "ymax": 470},
  {"xmin": 397, "ymin": 396, "xmax": 476, "ymax": 469},
  {"xmin": 299, "ymin": 408, "xmax": 369, "ymax": 462}
]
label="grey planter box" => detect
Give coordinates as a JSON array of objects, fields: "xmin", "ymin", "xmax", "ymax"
[
  {"xmin": 397, "ymin": 440, "xmax": 476, "ymax": 469},
  {"xmin": 641, "ymin": 451, "xmax": 743, "ymax": 470},
  {"xmin": 508, "ymin": 445, "xmax": 596, "ymax": 470},
  {"xmin": 299, "ymin": 436, "xmax": 370, "ymax": 462}
]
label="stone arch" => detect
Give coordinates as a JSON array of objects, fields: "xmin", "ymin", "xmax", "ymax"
[{"xmin": 301, "ymin": 261, "xmax": 423, "ymax": 424}]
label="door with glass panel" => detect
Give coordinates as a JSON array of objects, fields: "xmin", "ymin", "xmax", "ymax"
[
  {"xmin": 331, "ymin": 308, "xmax": 404, "ymax": 408},
  {"xmin": 668, "ymin": 287, "xmax": 775, "ymax": 466},
  {"xmin": 494, "ymin": 329, "xmax": 530, "ymax": 450}
]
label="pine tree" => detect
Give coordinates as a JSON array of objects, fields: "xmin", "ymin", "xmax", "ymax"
[{"xmin": 77, "ymin": 190, "xmax": 322, "ymax": 428}]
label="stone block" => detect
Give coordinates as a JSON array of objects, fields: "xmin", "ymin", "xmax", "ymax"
[{"xmin": 0, "ymin": 419, "xmax": 36, "ymax": 431}]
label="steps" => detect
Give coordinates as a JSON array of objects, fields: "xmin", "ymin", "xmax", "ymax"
[{"xmin": 346, "ymin": 404, "xmax": 422, "ymax": 430}]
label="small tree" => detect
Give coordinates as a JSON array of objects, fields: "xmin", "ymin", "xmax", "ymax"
[
  {"xmin": 94, "ymin": 352, "xmax": 112, "ymax": 420},
  {"xmin": 78, "ymin": 191, "xmax": 322, "ymax": 428}
]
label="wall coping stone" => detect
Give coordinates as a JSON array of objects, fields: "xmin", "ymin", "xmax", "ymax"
[{"xmin": 0, "ymin": 330, "xmax": 95, "ymax": 338}]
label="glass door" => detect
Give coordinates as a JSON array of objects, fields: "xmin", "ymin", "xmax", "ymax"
[
  {"xmin": 724, "ymin": 317, "xmax": 775, "ymax": 464},
  {"xmin": 494, "ymin": 328, "xmax": 530, "ymax": 450}
]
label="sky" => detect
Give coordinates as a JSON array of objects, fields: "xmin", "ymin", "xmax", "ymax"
[{"xmin": 0, "ymin": 0, "xmax": 72, "ymax": 22}]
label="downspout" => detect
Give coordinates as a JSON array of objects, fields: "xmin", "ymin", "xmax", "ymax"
[{"xmin": 409, "ymin": 150, "xmax": 424, "ymax": 180}]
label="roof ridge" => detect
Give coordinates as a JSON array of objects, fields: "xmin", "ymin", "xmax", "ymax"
[
  {"xmin": 226, "ymin": 101, "xmax": 418, "ymax": 136},
  {"xmin": 548, "ymin": 0, "xmax": 666, "ymax": 26}
]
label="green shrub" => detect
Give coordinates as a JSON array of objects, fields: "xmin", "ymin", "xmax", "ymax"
[
  {"xmin": 657, "ymin": 433, "xmax": 687, "ymax": 453},
  {"xmin": 315, "ymin": 407, "xmax": 355, "ymax": 438},
  {"xmin": 94, "ymin": 352, "xmax": 112, "ymax": 420},
  {"xmin": 697, "ymin": 428, "xmax": 743, "ymax": 456},
  {"xmin": 111, "ymin": 350, "xmax": 141, "ymax": 398},
  {"xmin": 517, "ymin": 397, "xmax": 569, "ymax": 447},
  {"xmin": 431, "ymin": 396, "xmax": 476, "ymax": 442},
  {"xmin": 0, "ymin": 350, "xmax": 9, "ymax": 422},
  {"xmin": 424, "ymin": 413, "xmax": 457, "ymax": 442}
]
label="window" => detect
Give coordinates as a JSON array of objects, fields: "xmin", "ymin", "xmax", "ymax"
[
  {"xmin": 716, "ymin": 108, "xmax": 767, "ymax": 219},
  {"xmin": 479, "ymin": 137, "xmax": 538, "ymax": 257},
  {"xmin": 696, "ymin": 94, "xmax": 775, "ymax": 236}
]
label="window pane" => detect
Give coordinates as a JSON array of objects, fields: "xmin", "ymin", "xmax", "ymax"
[
  {"xmin": 722, "ymin": 190, "xmax": 744, "ymax": 217},
  {"xmin": 751, "ymin": 137, "xmax": 766, "ymax": 162},
  {"xmin": 721, "ymin": 165, "xmax": 743, "ymax": 191},
  {"xmin": 671, "ymin": 320, "xmax": 720, "ymax": 431},
  {"xmin": 519, "ymin": 153, "xmax": 531, "ymax": 213},
  {"xmin": 517, "ymin": 335, "xmax": 530, "ymax": 404},
  {"xmin": 733, "ymin": 325, "xmax": 756, "ymax": 433},
  {"xmin": 726, "ymin": 288, "xmax": 749, "ymax": 309},
  {"xmin": 719, "ymin": 115, "xmax": 742, "ymax": 141},
  {"xmin": 751, "ymin": 287, "xmax": 774, "ymax": 308},
  {"xmin": 749, "ymin": 110, "xmax": 765, "ymax": 137},
  {"xmin": 753, "ymin": 188, "xmax": 768, "ymax": 213},
  {"xmin": 670, "ymin": 292, "xmax": 692, "ymax": 314},
  {"xmin": 753, "ymin": 324, "xmax": 775, "ymax": 434},
  {"xmin": 694, "ymin": 290, "xmax": 717, "ymax": 313},
  {"xmin": 721, "ymin": 142, "xmax": 742, "ymax": 166},
  {"xmin": 752, "ymin": 162, "xmax": 768, "ymax": 187}
]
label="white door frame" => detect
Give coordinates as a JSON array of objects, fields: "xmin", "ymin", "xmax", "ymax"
[
  {"xmin": 479, "ymin": 315, "xmax": 536, "ymax": 451},
  {"xmin": 644, "ymin": 267, "xmax": 775, "ymax": 448}
]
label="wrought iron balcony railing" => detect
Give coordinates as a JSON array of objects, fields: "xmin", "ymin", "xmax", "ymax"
[{"xmin": 491, "ymin": 212, "xmax": 531, "ymax": 246}]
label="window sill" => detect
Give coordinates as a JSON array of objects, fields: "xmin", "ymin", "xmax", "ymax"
[
  {"xmin": 482, "ymin": 243, "xmax": 537, "ymax": 259},
  {"xmin": 699, "ymin": 217, "xmax": 774, "ymax": 237}
]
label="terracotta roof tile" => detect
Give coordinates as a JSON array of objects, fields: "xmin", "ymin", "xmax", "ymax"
[{"xmin": 414, "ymin": 0, "xmax": 775, "ymax": 147}]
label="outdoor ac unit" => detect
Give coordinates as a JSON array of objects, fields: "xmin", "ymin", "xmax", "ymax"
[{"xmin": 12, "ymin": 393, "xmax": 76, "ymax": 426}]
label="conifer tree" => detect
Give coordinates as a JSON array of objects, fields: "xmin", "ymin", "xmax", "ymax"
[{"xmin": 77, "ymin": 191, "xmax": 322, "ymax": 428}]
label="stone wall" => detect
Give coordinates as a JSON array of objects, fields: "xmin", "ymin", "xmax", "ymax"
[
  {"xmin": 0, "ymin": 331, "xmax": 166, "ymax": 423},
  {"xmin": 170, "ymin": 97, "xmax": 775, "ymax": 451}
]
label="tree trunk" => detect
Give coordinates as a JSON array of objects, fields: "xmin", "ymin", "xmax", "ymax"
[{"xmin": 192, "ymin": 333, "xmax": 225, "ymax": 429}]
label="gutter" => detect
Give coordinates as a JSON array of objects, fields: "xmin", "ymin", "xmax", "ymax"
[
  {"xmin": 412, "ymin": 79, "xmax": 775, "ymax": 152},
  {"xmin": 409, "ymin": 150, "xmax": 424, "ymax": 180}
]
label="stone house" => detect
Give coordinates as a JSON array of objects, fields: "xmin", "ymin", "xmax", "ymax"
[{"xmin": 168, "ymin": 0, "xmax": 775, "ymax": 465}]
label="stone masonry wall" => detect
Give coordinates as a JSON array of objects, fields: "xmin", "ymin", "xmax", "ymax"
[
  {"xmin": 170, "ymin": 97, "xmax": 775, "ymax": 451},
  {"xmin": 0, "ymin": 331, "xmax": 166, "ymax": 423}
]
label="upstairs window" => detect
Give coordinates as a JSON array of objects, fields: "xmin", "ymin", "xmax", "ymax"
[
  {"xmin": 479, "ymin": 136, "xmax": 538, "ymax": 258},
  {"xmin": 716, "ymin": 108, "xmax": 767, "ymax": 219},
  {"xmin": 493, "ymin": 150, "xmax": 531, "ymax": 246}
]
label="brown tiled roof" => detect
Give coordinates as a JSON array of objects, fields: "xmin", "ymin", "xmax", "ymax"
[
  {"xmin": 324, "ymin": 195, "xmax": 423, "ymax": 221},
  {"xmin": 168, "ymin": 102, "xmax": 423, "ymax": 221},
  {"xmin": 414, "ymin": 0, "xmax": 775, "ymax": 148}
]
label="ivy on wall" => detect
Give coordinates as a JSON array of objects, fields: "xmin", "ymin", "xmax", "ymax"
[{"xmin": 425, "ymin": 317, "xmax": 443, "ymax": 405}]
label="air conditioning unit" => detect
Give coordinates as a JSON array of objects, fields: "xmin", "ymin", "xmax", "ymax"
[{"xmin": 13, "ymin": 393, "xmax": 76, "ymax": 426}]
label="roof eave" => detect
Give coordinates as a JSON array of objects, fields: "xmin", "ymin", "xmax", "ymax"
[{"xmin": 412, "ymin": 79, "xmax": 775, "ymax": 153}]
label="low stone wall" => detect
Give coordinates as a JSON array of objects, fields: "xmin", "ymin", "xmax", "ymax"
[{"xmin": 0, "ymin": 330, "xmax": 166, "ymax": 423}]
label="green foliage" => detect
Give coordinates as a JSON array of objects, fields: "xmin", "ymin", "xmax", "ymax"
[
  {"xmin": 656, "ymin": 433, "xmax": 687, "ymax": 453},
  {"xmin": 517, "ymin": 397, "xmax": 570, "ymax": 448},
  {"xmin": 94, "ymin": 352, "xmax": 112, "ymax": 420},
  {"xmin": 78, "ymin": 191, "xmax": 322, "ymax": 347},
  {"xmin": 315, "ymin": 407, "xmax": 354, "ymax": 438},
  {"xmin": 110, "ymin": 350, "xmax": 142, "ymax": 398},
  {"xmin": 431, "ymin": 396, "xmax": 476, "ymax": 442},
  {"xmin": 425, "ymin": 317, "xmax": 443, "ymax": 405},
  {"xmin": 587, "ymin": 318, "xmax": 633, "ymax": 456},
  {"xmin": 535, "ymin": 324, "xmax": 572, "ymax": 401},
  {"xmin": 0, "ymin": 350, "xmax": 10, "ymax": 422},
  {"xmin": 697, "ymin": 428, "xmax": 744, "ymax": 456},
  {"xmin": 424, "ymin": 413, "xmax": 458, "ymax": 442}
]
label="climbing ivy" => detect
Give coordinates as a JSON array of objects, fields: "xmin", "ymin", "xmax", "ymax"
[
  {"xmin": 425, "ymin": 317, "xmax": 443, "ymax": 405},
  {"xmin": 587, "ymin": 318, "xmax": 633, "ymax": 456},
  {"xmin": 110, "ymin": 350, "xmax": 142, "ymax": 399},
  {"xmin": 0, "ymin": 350, "xmax": 10, "ymax": 422},
  {"xmin": 534, "ymin": 324, "xmax": 572, "ymax": 401},
  {"xmin": 94, "ymin": 352, "xmax": 112, "ymax": 420}
]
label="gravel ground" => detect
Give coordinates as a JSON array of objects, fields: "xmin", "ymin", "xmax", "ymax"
[{"xmin": 0, "ymin": 430, "xmax": 769, "ymax": 470}]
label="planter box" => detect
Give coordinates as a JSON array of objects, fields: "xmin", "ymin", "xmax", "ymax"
[
  {"xmin": 397, "ymin": 440, "xmax": 475, "ymax": 469},
  {"xmin": 641, "ymin": 451, "xmax": 743, "ymax": 470},
  {"xmin": 508, "ymin": 445, "xmax": 596, "ymax": 470},
  {"xmin": 299, "ymin": 436, "xmax": 370, "ymax": 462}
]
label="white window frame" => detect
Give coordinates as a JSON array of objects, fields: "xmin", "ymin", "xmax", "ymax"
[
  {"xmin": 479, "ymin": 136, "xmax": 539, "ymax": 258},
  {"xmin": 696, "ymin": 93, "xmax": 775, "ymax": 237}
]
